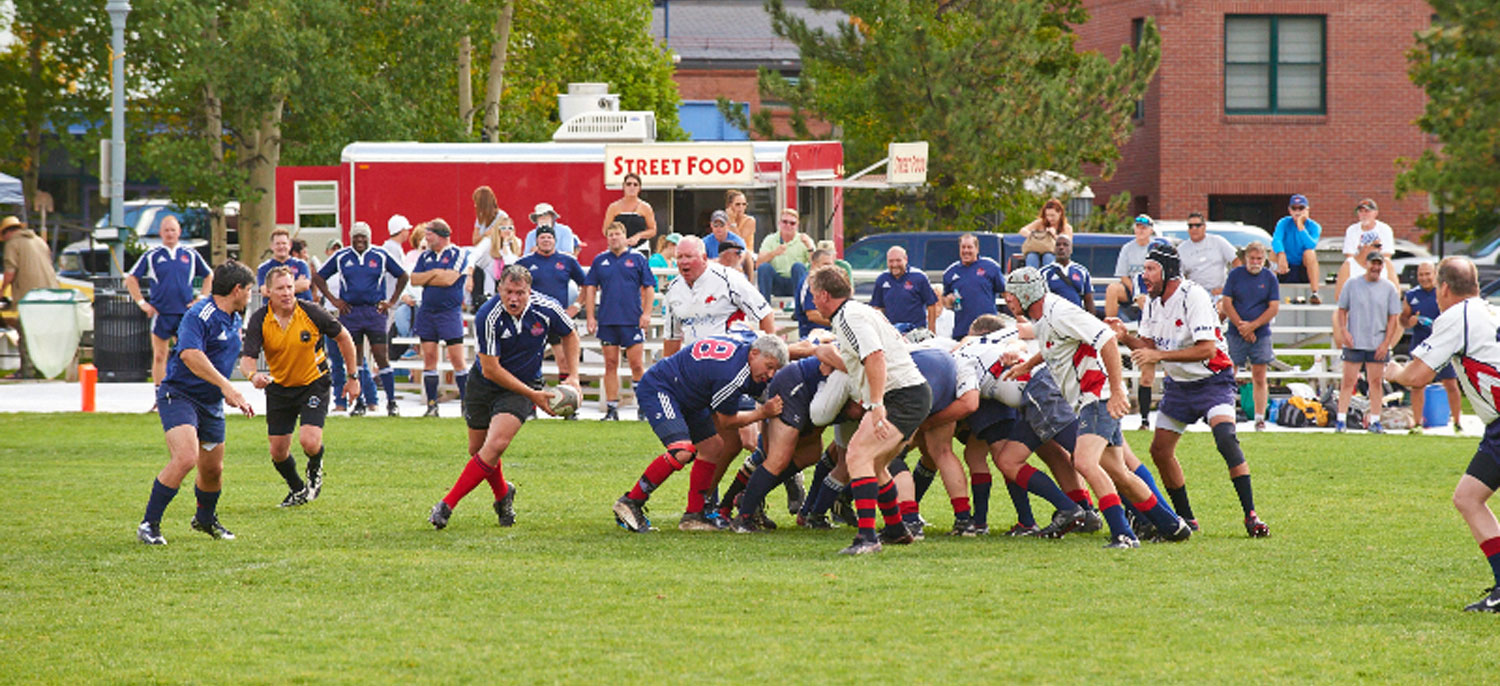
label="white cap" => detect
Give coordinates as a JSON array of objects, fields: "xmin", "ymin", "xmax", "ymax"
[
  {"xmin": 530, "ymin": 203, "xmax": 559, "ymax": 221},
  {"xmin": 350, "ymin": 221, "xmax": 372, "ymax": 239},
  {"xmin": 387, "ymin": 214, "xmax": 413, "ymax": 234}
]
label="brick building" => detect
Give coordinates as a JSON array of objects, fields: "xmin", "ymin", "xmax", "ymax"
[{"xmin": 1075, "ymin": 1, "xmax": 1434, "ymax": 243}]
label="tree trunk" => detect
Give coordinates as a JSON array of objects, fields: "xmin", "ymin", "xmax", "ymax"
[
  {"xmin": 459, "ymin": 33, "xmax": 473, "ymax": 135},
  {"xmin": 238, "ymin": 96, "xmax": 285, "ymax": 269},
  {"xmin": 21, "ymin": 36, "xmax": 44, "ymax": 217},
  {"xmin": 482, "ymin": 0, "xmax": 515, "ymax": 143},
  {"xmin": 205, "ymin": 82, "xmax": 227, "ymax": 265}
]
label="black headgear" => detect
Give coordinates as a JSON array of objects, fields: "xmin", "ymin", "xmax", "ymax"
[{"xmin": 1146, "ymin": 242, "xmax": 1181, "ymax": 281}]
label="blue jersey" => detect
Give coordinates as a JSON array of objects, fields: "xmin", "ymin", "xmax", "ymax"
[
  {"xmin": 162, "ymin": 297, "xmax": 243, "ymax": 403},
  {"xmin": 642, "ymin": 330, "xmax": 767, "ymax": 415},
  {"xmin": 871, "ymin": 269, "xmax": 937, "ymax": 330},
  {"xmin": 794, "ymin": 275, "xmax": 820, "ymax": 338},
  {"xmin": 469, "ymin": 291, "xmax": 575, "ymax": 387},
  {"xmin": 702, "ymin": 232, "xmax": 745, "ymax": 258},
  {"xmin": 585, "ymin": 249, "xmax": 656, "ymax": 325},
  {"xmin": 1041, "ymin": 261, "xmax": 1092, "ymax": 308},
  {"xmin": 943, "ymin": 257, "xmax": 1005, "ymax": 338},
  {"xmin": 1271, "ymin": 217, "xmax": 1322, "ymax": 264},
  {"xmin": 318, "ymin": 246, "xmax": 406, "ymax": 306},
  {"xmin": 413, "ymin": 245, "xmax": 469, "ymax": 311},
  {"xmin": 911, "ymin": 347, "xmax": 957, "ymax": 417},
  {"xmin": 1405, "ymin": 285, "xmax": 1440, "ymax": 348},
  {"xmin": 1222, "ymin": 266, "xmax": 1280, "ymax": 338},
  {"xmin": 517, "ymin": 252, "xmax": 586, "ymax": 309},
  {"xmin": 129, "ymin": 245, "xmax": 211, "ymax": 315},
  {"xmin": 256, "ymin": 256, "xmax": 314, "ymax": 301}
]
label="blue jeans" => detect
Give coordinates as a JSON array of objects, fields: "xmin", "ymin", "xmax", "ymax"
[
  {"xmin": 757, "ymin": 262, "xmax": 808, "ymax": 299},
  {"xmin": 1024, "ymin": 252, "xmax": 1056, "ymax": 269}
]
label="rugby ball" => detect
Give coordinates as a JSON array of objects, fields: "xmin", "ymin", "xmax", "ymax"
[
  {"xmin": 994, "ymin": 379, "xmax": 1026, "ymax": 409},
  {"xmin": 547, "ymin": 385, "xmax": 582, "ymax": 417}
]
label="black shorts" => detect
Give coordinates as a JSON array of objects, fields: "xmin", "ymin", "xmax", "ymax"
[
  {"xmin": 884, "ymin": 383, "xmax": 933, "ymax": 441},
  {"xmin": 464, "ymin": 378, "xmax": 541, "ymax": 430},
  {"xmin": 1466, "ymin": 421, "xmax": 1500, "ymax": 490},
  {"xmin": 266, "ymin": 377, "xmax": 332, "ymax": 435}
]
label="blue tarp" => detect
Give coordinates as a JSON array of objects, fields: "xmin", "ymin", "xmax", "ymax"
[{"xmin": 0, "ymin": 172, "xmax": 21, "ymax": 205}]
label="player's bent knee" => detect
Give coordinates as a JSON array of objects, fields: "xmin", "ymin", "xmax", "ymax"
[{"xmin": 666, "ymin": 441, "xmax": 697, "ymax": 469}]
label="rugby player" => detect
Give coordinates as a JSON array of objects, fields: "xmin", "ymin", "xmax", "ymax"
[
  {"xmin": 125, "ymin": 215, "xmax": 214, "ymax": 399},
  {"xmin": 582, "ymin": 221, "xmax": 656, "ymax": 421},
  {"xmin": 313, "ymin": 222, "xmax": 409, "ymax": 417},
  {"xmin": 239, "ymin": 266, "xmax": 360, "ymax": 507},
  {"xmin": 409, "ymin": 219, "xmax": 470, "ymax": 417}
]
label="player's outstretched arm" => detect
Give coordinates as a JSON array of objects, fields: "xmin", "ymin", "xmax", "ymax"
[{"xmin": 181, "ymin": 349, "xmax": 253, "ymax": 417}]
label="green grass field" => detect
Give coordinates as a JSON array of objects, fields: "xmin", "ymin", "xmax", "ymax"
[{"xmin": 2, "ymin": 413, "xmax": 1497, "ymax": 684}]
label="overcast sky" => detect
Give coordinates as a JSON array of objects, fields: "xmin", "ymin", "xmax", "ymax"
[{"xmin": 0, "ymin": 1, "xmax": 14, "ymax": 48}]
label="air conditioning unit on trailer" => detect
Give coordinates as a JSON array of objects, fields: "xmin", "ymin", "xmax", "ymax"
[{"xmin": 552, "ymin": 111, "xmax": 657, "ymax": 143}]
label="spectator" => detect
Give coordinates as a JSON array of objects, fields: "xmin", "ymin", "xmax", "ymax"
[
  {"xmin": 1335, "ymin": 229, "xmax": 1399, "ymax": 301},
  {"xmin": 715, "ymin": 240, "xmax": 746, "ymax": 270},
  {"xmin": 1104, "ymin": 214, "xmax": 1160, "ymax": 319},
  {"xmin": 1221, "ymin": 241, "xmax": 1280, "ymax": 431},
  {"xmin": 1333, "ymin": 250, "xmax": 1402, "ymax": 432},
  {"xmin": 382, "ymin": 214, "xmax": 414, "ymax": 262},
  {"xmin": 1402, "ymin": 261, "xmax": 1462, "ymax": 434},
  {"xmin": 1271, "ymin": 193, "xmax": 1323, "ymax": 303},
  {"xmin": 0, "ymin": 216, "xmax": 60, "ymax": 377},
  {"xmin": 818, "ymin": 239, "xmax": 854, "ymax": 284},
  {"xmin": 523, "ymin": 203, "xmax": 582, "ymax": 255},
  {"xmin": 871, "ymin": 245, "xmax": 938, "ymax": 332},
  {"xmin": 1017, "ymin": 198, "xmax": 1072, "ymax": 270},
  {"xmin": 256, "ymin": 228, "xmax": 313, "ymax": 301},
  {"xmin": 1177, "ymin": 211, "xmax": 1237, "ymax": 295},
  {"xmin": 1341, "ymin": 198, "xmax": 1394, "ymax": 261},
  {"xmin": 469, "ymin": 200, "xmax": 519, "ymax": 308},
  {"xmin": 941, "ymin": 232, "xmax": 1004, "ymax": 339},
  {"xmin": 795, "ymin": 249, "xmax": 837, "ymax": 338},
  {"xmin": 756, "ymin": 207, "xmax": 815, "ymax": 298},
  {"xmin": 1040, "ymin": 233, "xmax": 1094, "ymax": 313},
  {"xmin": 649, "ymin": 232, "xmax": 681, "ymax": 271},
  {"xmin": 725, "ymin": 189, "xmax": 757, "ymax": 258},
  {"xmin": 601, "ymin": 173, "xmax": 657, "ymax": 249},
  {"xmin": 409, "ymin": 219, "xmax": 471, "ymax": 418},
  {"xmin": 702, "ymin": 210, "xmax": 746, "ymax": 260}
]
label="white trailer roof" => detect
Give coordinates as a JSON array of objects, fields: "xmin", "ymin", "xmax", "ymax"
[{"xmin": 340, "ymin": 141, "xmax": 808, "ymax": 164}]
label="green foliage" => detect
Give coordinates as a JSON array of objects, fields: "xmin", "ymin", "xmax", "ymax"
[
  {"xmin": 745, "ymin": 0, "xmax": 1159, "ymax": 235},
  {"xmin": 3, "ymin": 414, "xmax": 1499, "ymax": 682},
  {"xmin": 1397, "ymin": 0, "xmax": 1500, "ymax": 242}
]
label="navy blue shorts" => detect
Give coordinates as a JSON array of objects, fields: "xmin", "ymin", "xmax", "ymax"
[
  {"xmin": 912, "ymin": 350, "xmax": 957, "ymax": 417},
  {"xmin": 766, "ymin": 365, "xmax": 820, "ymax": 434},
  {"xmin": 597, "ymin": 324, "xmax": 644, "ymax": 348},
  {"xmin": 1434, "ymin": 361, "xmax": 1458, "ymax": 381},
  {"xmin": 341, "ymin": 305, "xmax": 387, "ymax": 344},
  {"xmin": 157, "ymin": 383, "xmax": 226, "ymax": 445},
  {"xmin": 1012, "ymin": 417, "xmax": 1079, "ymax": 454},
  {"xmin": 638, "ymin": 376, "xmax": 718, "ymax": 447},
  {"xmin": 967, "ymin": 399, "xmax": 1017, "ymax": 445},
  {"xmin": 152, "ymin": 312, "xmax": 183, "ymax": 340},
  {"xmin": 415, "ymin": 307, "xmax": 464, "ymax": 344},
  {"xmin": 1467, "ymin": 421, "xmax": 1500, "ymax": 490},
  {"xmin": 1157, "ymin": 369, "xmax": 1239, "ymax": 430},
  {"xmin": 1077, "ymin": 400, "xmax": 1123, "ymax": 446},
  {"xmin": 1342, "ymin": 348, "xmax": 1388, "ymax": 364}
]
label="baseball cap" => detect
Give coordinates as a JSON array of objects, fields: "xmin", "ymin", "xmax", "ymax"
[
  {"xmin": 387, "ymin": 214, "xmax": 413, "ymax": 233},
  {"xmin": 663, "ymin": 232, "xmax": 683, "ymax": 245},
  {"xmin": 1366, "ymin": 252, "xmax": 1385, "ymax": 264},
  {"xmin": 350, "ymin": 221, "xmax": 372, "ymax": 239},
  {"xmin": 535, "ymin": 224, "xmax": 556, "ymax": 237},
  {"xmin": 710, "ymin": 209, "xmax": 729, "ymax": 225},
  {"xmin": 1289, "ymin": 194, "xmax": 1309, "ymax": 207},
  {"xmin": 530, "ymin": 203, "xmax": 559, "ymax": 221},
  {"xmin": 719, "ymin": 240, "xmax": 743, "ymax": 253},
  {"xmin": 1357, "ymin": 198, "xmax": 1379, "ymax": 212},
  {"xmin": 1133, "ymin": 214, "xmax": 1154, "ymax": 227}
]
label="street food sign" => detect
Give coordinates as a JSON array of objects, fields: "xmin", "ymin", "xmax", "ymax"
[
  {"xmin": 887, "ymin": 142, "xmax": 929, "ymax": 185},
  {"xmin": 604, "ymin": 143, "xmax": 756, "ymax": 187}
]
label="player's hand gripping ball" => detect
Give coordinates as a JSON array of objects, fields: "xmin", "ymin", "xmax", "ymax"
[{"xmin": 547, "ymin": 384, "xmax": 582, "ymax": 417}]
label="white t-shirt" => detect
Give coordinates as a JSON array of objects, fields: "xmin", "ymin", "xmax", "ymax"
[
  {"xmin": 1140, "ymin": 279, "xmax": 1235, "ymax": 382},
  {"xmin": 662, "ymin": 262, "xmax": 774, "ymax": 343},
  {"xmin": 1177, "ymin": 234, "xmax": 1238, "ymax": 292},
  {"xmin": 1342, "ymin": 221, "xmax": 1395, "ymax": 257},
  {"xmin": 1413, "ymin": 297, "xmax": 1500, "ymax": 425},
  {"xmin": 953, "ymin": 327, "xmax": 1028, "ymax": 401},
  {"xmin": 1034, "ymin": 293, "xmax": 1117, "ymax": 409},
  {"xmin": 832, "ymin": 299, "xmax": 925, "ymax": 400}
]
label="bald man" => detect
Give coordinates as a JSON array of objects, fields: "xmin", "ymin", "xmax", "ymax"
[{"xmin": 871, "ymin": 246, "xmax": 938, "ymax": 333}]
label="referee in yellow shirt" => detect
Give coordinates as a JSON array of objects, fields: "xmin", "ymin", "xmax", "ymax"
[{"xmin": 238, "ymin": 266, "xmax": 360, "ymax": 506}]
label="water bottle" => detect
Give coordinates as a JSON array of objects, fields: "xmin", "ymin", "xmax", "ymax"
[{"xmin": 954, "ymin": 292, "xmax": 963, "ymax": 311}]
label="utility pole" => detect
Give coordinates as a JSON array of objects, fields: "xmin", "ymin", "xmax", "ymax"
[{"xmin": 106, "ymin": 0, "xmax": 131, "ymax": 276}]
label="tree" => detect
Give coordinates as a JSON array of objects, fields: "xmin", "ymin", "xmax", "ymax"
[
  {"xmin": 740, "ymin": 0, "xmax": 1159, "ymax": 235},
  {"xmin": 1396, "ymin": 0, "xmax": 1500, "ymax": 242}
]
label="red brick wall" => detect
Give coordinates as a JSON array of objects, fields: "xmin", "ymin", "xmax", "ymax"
[
  {"xmin": 1078, "ymin": 1, "xmax": 1433, "ymax": 242},
  {"xmin": 675, "ymin": 68, "xmax": 833, "ymax": 139}
]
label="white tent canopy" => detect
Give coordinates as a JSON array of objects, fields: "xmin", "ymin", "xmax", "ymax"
[{"xmin": 0, "ymin": 171, "xmax": 21, "ymax": 205}]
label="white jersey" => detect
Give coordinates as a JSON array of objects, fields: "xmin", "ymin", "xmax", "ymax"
[
  {"xmin": 662, "ymin": 262, "xmax": 774, "ymax": 343},
  {"xmin": 1034, "ymin": 293, "xmax": 1117, "ymax": 409},
  {"xmin": 1140, "ymin": 279, "xmax": 1235, "ymax": 382},
  {"xmin": 832, "ymin": 299, "xmax": 925, "ymax": 401},
  {"xmin": 1412, "ymin": 297, "xmax": 1500, "ymax": 425},
  {"xmin": 953, "ymin": 327, "xmax": 1028, "ymax": 400},
  {"xmin": 910, "ymin": 338, "xmax": 981, "ymax": 397}
]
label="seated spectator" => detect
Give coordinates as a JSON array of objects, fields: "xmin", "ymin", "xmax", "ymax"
[
  {"xmin": 1341, "ymin": 198, "xmax": 1394, "ymax": 261},
  {"xmin": 1177, "ymin": 211, "xmax": 1238, "ymax": 295},
  {"xmin": 1017, "ymin": 198, "xmax": 1072, "ymax": 270},
  {"xmin": 1104, "ymin": 214, "xmax": 1161, "ymax": 319},
  {"xmin": 523, "ymin": 203, "xmax": 583, "ymax": 255},
  {"xmin": 756, "ymin": 207, "xmax": 815, "ymax": 298},
  {"xmin": 1271, "ymin": 193, "xmax": 1323, "ymax": 303},
  {"xmin": 1335, "ymin": 230, "xmax": 1400, "ymax": 301},
  {"xmin": 702, "ymin": 210, "xmax": 745, "ymax": 259}
]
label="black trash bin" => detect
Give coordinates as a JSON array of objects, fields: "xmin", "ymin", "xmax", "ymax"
[{"xmin": 92, "ymin": 276, "xmax": 152, "ymax": 383}]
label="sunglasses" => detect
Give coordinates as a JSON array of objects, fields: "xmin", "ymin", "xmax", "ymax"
[
  {"xmin": 1290, "ymin": 205, "xmax": 1308, "ymax": 211},
  {"xmin": 780, "ymin": 219, "xmax": 798, "ymax": 225},
  {"xmin": 1187, "ymin": 223, "xmax": 1205, "ymax": 229}
]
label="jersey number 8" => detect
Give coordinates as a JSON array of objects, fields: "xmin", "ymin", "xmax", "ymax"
[{"xmin": 691, "ymin": 339, "xmax": 737, "ymax": 361}]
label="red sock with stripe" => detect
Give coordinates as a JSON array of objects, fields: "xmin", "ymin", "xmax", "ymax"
[
  {"xmin": 899, "ymin": 500, "xmax": 921, "ymax": 524},
  {"xmin": 1067, "ymin": 489, "xmax": 1094, "ymax": 508},
  {"xmin": 851, "ymin": 477, "xmax": 880, "ymax": 542},
  {"xmin": 444, "ymin": 455, "xmax": 494, "ymax": 508},
  {"xmin": 627, "ymin": 452, "xmax": 686, "ymax": 502},
  {"xmin": 485, "ymin": 459, "xmax": 509, "ymax": 500},
  {"xmin": 877, "ymin": 481, "xmax": 901, "ymax": 526},
  {"xmin": 1482, "ymin": 536, "xmax": 1500, "ymax": 586}
]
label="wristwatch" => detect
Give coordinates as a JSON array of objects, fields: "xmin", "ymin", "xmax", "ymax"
[{"xmin": 862, "ymin": 401, "xmax": 883, "ymax": 411}]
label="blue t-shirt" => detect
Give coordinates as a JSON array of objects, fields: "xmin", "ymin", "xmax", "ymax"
[
  {"xmin": 585, "ymin": 249, "xmax": 657, "ymax": 325},
  {"xmin": 162, "ymin": 297, "xmax": 243, "ymax": 403},
  {"xmin": 256, "ymin": 256, "xmax": 314, "ymax": 301},
  {"xmin": 911, "ymin": 347, "xmax": 957, "ymax": 416},
  {"xmin": 1222, "ymin": 266, "xmax": 1281, "ymax": 338},
  {"xmin": 642, "ymin": 330, "xmax": 767, "ymax": 415},
  {"xmin": 1405, "ymin": 286, "xmax": 1440, "ymax": 349},
  {"xmin": 942, "ymin": 257, "xmax": 1005, "ymax": 338},
  {"xmin": 702, "ymin": 232, "xmax": 745, "ymax": 259},
  {"xmin": 1041, "ymin": 261, "xmax": 1093, "ymax": 308},
  {"xmin": 129, "ymin": 245, "xmax": 211, "ymax": 315},
  {"xmin": 871, "ymin": 269, "xmax": 937, "ymax": 330},
  {"xmin": 413, "ymin": 245, "xmax": 469, "ymax": 312},
  {"xmin": 469, "ymin": 291, "xmax": 575, "ymax": 387},
  {"xmin": 794, "ymin": 275, "xmax": 821, "ymax": 338},
  {"xmin": 516, "ymin": 252, "xmax": 586, "ymax": 309},
  {"xmin": 318, "ymin": 246, "xmax": 406, "ymax": 307},
  {"xmin": 1270, "ymin": 216, "xmax": 1322, "ymax": 264}
]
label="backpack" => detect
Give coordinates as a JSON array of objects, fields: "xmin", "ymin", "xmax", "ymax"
[{"xmin": 1279, "ymin": 396, "xmax": 1328, "ymax": 428}]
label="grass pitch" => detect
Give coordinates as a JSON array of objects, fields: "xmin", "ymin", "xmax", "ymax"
[{"xmin": 1, "ymin": 413, "xmax": 1497, "ymax": 684}]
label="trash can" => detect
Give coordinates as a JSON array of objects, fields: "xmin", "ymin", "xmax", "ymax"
[
  {"xmin": 92, "ymin": 276, "xmax": 152, "ymax": 383},
  {"xmin": 1423, "ymin": 384, "xmax": 1450, "ymax": 428}
]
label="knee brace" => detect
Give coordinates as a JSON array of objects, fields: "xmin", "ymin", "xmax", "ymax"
[
  {"xmin": 1211, "ymin": 422, "xmax": 1246, "ymax": 469},
  {"xmin": 665, "ymin": 441, "xmax": 698, "ymax": 469}
]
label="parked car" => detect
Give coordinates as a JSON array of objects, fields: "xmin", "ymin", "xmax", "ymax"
[
  {"xmin": 57, "ymin": 200, "xmax": 237, "ymax": 278},
  {"xmin": 1154, "ymin": 220, "xmax": 1271, "ymax": 250},
  {"xmin": 1314, "ymin": 234, "xmax": 1432, "ymax": 287}
]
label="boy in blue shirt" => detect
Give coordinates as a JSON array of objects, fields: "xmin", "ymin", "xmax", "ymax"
[{"xmin": 136, "ymin": 261, "xmax": 257, "ymax": 545}]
